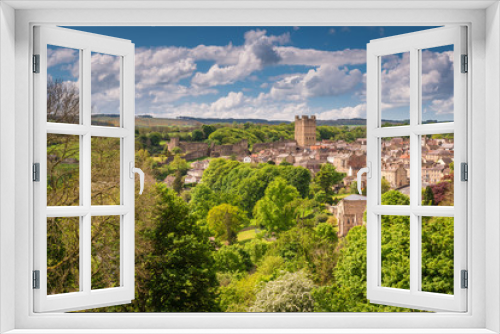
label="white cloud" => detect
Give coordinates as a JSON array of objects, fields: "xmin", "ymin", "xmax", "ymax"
[
  {"xmin": 424, "ymin": 96, "xmax": 454, "ymax": 115},
  {"xmin": 210, "ymin": 92, "xmax": 245, "ymax": 112},
  {"xmin": 47, "ymin": 47, "xmax": 78, "ymax": 68},
  {"xmin": 316, "ymin": 103, "xmax": 366, "ymax": 120},
  {"xmin": 276, "ymin": 47, "xmax": 365, "ymax": 67},
  {"xmin": 380, "ymin": 50, "xmax": 454, "ymax": 111},
  {"xmin": 192, "ymin": 29, "xmax": 290, "ymax": 87},
  {"xmin": 267, "ymin": 65, "xmax": 363, "ymax": 101}
]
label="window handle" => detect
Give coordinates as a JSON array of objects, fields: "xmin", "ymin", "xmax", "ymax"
[
  {"xmin": 357, "ymin": 162, "xmax": 371, "ymax": 195},
  {"xmin": 129, "ymin": 162, "xmax": 145, "ymax": 195}
]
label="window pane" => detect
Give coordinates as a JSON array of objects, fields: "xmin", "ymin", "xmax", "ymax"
[
  {"xmin": 381, "ymin": 137, "xmax": 410, "ymax": 204},
  {"xmin": 91, "ymin": 137, "xmax": 121, "ymax": 205},
  {"xmin": 381, "ymin": 215, "xmax": 410, "ymax": 290},
  {"xmin": 380, "ymin": 52, "xmax": 410, "ymax": 125},
  {"xmin": 421, "ymin": 134, "xmax": 454, "ymax": 206},
  {"xmin": 421, "ymin": 45, "xmax": 454, "ymax": 124},
  {"xmin": 47, "ymin": 134, "xmax": 80, "ymax": 206},
  {"xmin": 47, "ymin": 217, "xmax": 80, "ymax": 295},
  {"xmin": 421, "ymin": 216, "xmax": 454, "ymax": 294},
  {"xmin": 91, "ymin": 52, "xmax": 121, "ymax": 127},
  {"xmin": 47, "ymin": 45, "xmax": 80, "ymax": 124},
  {"xmin": 91, "ymin": 216, "xmax": 121, "ymax": 290}
]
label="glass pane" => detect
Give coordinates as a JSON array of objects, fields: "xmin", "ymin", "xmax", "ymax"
[
  {"xmin": 381, "ymin": 137, "xmax": 410, "ymax": 204},
  {"xmin": 91, "ymin": 216, "xmax": 121, "ymax": 290},
  {"xmin": 91, "ymin": 137, "xmax": 121, "ymax": 205},
  {"xmin": 421, "ymin": 134, "xmax": 454, "ymax": 206},
  {"xmin": 421, "ymin": 45, "xmax": 454, "ymax": 124},
  {"xmin": 421, "ymin": 216, "xmax": 454, "ymax": 294},
  {"xmin": 91, "ymin": 52, "xmax": 121, "ymax": 127},
  {"xmin": 47, "ymin": 134, "xmax": 80, "ymax": 206},
  {"xmin": 47, "ymin": 217, "xmax": 80, "ymax": 295},
  {"xmin": 380, "ymin": 52, "xmax": 410, "ymax": 125},
  {"xmin": 381, "ymin": 215, "xmax": 410, "ymax": 290},
  {"xmin": 47, "ymin": 45, "xmax": 80, "ymax": 124}
]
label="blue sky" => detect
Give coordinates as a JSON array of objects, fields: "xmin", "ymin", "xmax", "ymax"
[{"xmin": 48, "ymin": 26, "xmax": 454, "ymax": 122}]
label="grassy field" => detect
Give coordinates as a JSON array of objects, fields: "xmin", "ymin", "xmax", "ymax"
[
  {"xmin": 90, "ymin": 115, "xmax": 202, "ymax": 128},
  {"xmin": 237, "ymin": 227, "xmax": 260, "ymax": 243}
]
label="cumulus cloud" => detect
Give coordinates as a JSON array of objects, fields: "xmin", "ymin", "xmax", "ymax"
[
  {"xmin": 316, "ymin": 103, "xmax": 367, "ymax": 120},
  {"xmin": 424, "ymin": 96, "xmax": 454, "ymax": 115},
  {"xmin": 145, "ymin": 91, "xmax": 312, "ymax": 121},
  {"xmin": 380, "ymin": 50, "xmax": 453, "ymax": 114},
  {"xmin": 192, "ymin": 29, "xmax": 290, "ymax": 87},
  {"xmin": 90, "ymin": 53, "xmax": 121, "ymax": 114},
  {"xmin": 268, "ymin": 65, "xmax": 363, "ymax": 101},
  {"xmin": 47, "ymin": 47, "xmax": 78, "ymax": 68}
]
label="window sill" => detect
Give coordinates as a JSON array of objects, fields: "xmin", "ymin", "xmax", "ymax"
[{"xmin": 4, "ymin": 329, "xmax": 497, "ymax": 334}]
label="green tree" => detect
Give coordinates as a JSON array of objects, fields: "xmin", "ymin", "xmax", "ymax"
[
  {"xmin": 170, "ymin": 154, "xmax": 188, "ymax": 173},
  {"xmin": 192, "ymin": 129, "xmax": 204, "ymax": 142},
  {"xmin": 207, "ymin": 204, "xmax": 248, "ymax": 244},
  {"xmin": 314, "ymin": 164, "xmax": 345, "ymax": 197},
  {"xmin": 202, "ymin": 124, "xmax": 216, "ymax": 138},
  {"xmin": 381, "ymin": 177, "xmax": 391, "ymax": 194},
  {"xmin": 145, "ymin": 184, "xmax": 219, "ymax": 312},
  {"xmin": 213, "ymin": 244, "xmax": 253, "ymax": 273},
  {"xmin": 173, "ymin": 169, "xmax": 183, "ymax": 194},
  {"xmin": 422, "ymin": 186, "xmax": 435, "ymax": 205},
  {"xmin": 148, "ymin": 132, "xmax": 162, "ymax": 146},
  {"xmin": 253, "ymin": 178, "xmax": 300, "ymax": 233}
]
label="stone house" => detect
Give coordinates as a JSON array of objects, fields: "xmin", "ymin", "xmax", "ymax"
[
  {"xmin": 381, "ymin": 164, "xmax": 409, "ymax": 188},
  {"xmin": 335, "ymin": 194, "xmax": 367, "ymax": 237}
]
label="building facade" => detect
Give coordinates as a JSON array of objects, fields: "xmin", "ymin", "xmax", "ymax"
[{"xmin": 334, "ymin": 194, "xmax": 367, "ymax": 237}]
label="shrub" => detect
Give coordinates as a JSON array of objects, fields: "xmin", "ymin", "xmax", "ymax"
[{"xmin": 249, "ymin": 271, "xmax": 315, "ymax": 312}]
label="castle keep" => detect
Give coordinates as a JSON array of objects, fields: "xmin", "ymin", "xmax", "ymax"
[{"xmin": 295, "ymin": 115, "xmax": 317, "ymax": 147}]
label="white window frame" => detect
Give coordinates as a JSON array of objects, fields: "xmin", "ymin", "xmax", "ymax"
[
  {"xmin": 1, "ymin": 2, "xmax": 498, "ymax": 333},
  {"xmin": 32, "ymin": 26, "xmax": 136, "ymax": 313},
  {"xmin": 366, "ymin": 26, "xmax": 467, "ymax": 312}
]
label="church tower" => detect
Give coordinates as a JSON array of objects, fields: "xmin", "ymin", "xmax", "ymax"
[{"xmin": 294, "ymin": 115, "xmax": 317, "ymax": 147}]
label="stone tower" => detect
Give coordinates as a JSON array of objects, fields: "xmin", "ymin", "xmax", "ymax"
[{"xmin": 295, "ymin": 115, "xmax": 317, "ymax": 147}]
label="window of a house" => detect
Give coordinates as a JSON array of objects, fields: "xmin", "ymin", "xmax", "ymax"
[{"xmin": 29, "ymin": 21, "xmax": 470, "ymax": 320}]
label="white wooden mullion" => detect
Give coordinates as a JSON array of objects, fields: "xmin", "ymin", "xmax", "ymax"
[
  {"xmin": 373, "ymin": 205, "xmax": 455, "ymax": 217},
  {"xmin": 121, "ymin": 48, "xmax": 135, "ymax": 296},
  {"xmin": 90, "ymin": 126, "xmax": 129, "ymax": 138},
  {"xmin": 46, "ymin": 123, "xmax": 129, "ymax": 138},
  {"xmin": 46, "ymin": 205, "xmax": 130, "ymax": 217},
  {"xmin": 81, "ymin": 47, "xmax": 92, "ymax": 295},
  {"xmin": 409, "ymin": 47, "xmax": 420, "ymax": 295},
  {"xmin": 373, "ymin": 126, "xmax": 411, "ymax": 138},
  {"xmin": 366, "ymin": 43, "xmax": 381, "ymax": 299}
]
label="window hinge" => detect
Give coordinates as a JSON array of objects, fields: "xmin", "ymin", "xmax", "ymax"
[
  {"xmin": 33, "ymin": 270, "xmax": 40, "ymax": 289},
  {"xmin": 33, "ymin": 54, "xmax": 40, "ymax": 73},
  {"xmin": 461, "ymin": 54, "xmax": 468, "ymax": 73},
  {"xmin": 33, "ymin": 163, "xmax": 40, "ymax": 182},
  {"xmin": 461, "ymin": 270, "xmax": 468, "ymax": 289},
  {"xmin": 461, "ymin": 162, "xmax": 468, "ymax": 182}
]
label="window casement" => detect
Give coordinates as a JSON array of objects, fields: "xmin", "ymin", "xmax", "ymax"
[
  {"xmin": 363, "ymin": 26, "xmax": 467, "ymax": 312},
  {"xmin": 33, "ymin": 26, "xmax": 140, "ymax": 312}
]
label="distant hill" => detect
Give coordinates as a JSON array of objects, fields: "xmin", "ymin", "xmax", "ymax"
[
  {"xmin": 177, "ymin": 116, "xmax": 289, "ymax": 125},
  {"xmin": 92, "ymin": 114, "xmax": 412, "ymax": 127},
  {"xmin": 178, "ymin": 116, "xmax": 408, "ymax": 126}
]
